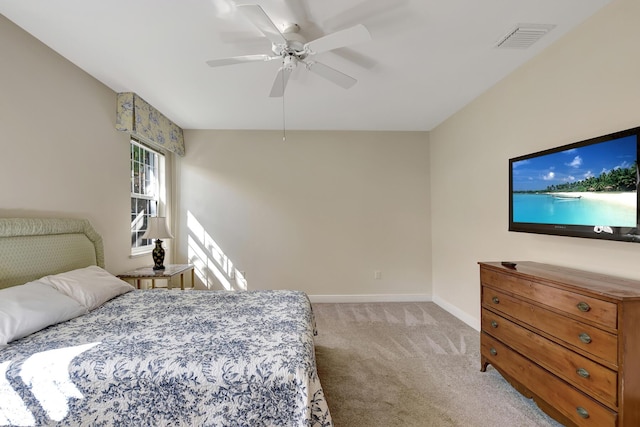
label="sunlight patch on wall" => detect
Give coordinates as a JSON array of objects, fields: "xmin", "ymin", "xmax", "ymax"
[{"xmin": 187, "ymin": 211, "xmax": 247, "ymax": 291}]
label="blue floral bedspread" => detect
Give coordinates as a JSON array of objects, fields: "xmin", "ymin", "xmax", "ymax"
[{"xmin": 0, "ymin": 290, "xmax": 332, "ymax": 427}]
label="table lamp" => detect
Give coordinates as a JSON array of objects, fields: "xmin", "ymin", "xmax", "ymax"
[{"xmin": 141, "ymin": 216, "xmax": 174, "ymax": 270}]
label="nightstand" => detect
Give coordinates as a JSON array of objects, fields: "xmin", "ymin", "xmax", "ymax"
[{"xmin": 118, "ymin": 264, "xmax": 195, "ymax": 290}]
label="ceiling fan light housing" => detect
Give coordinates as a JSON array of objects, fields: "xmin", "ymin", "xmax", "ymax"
[
  {"xmin": 282, "ymin": 55, "xmax": 298, "ymax": 70},
  {"xmin": 271, "ymin": 31, "xmax": 306, "ymax": 57}
]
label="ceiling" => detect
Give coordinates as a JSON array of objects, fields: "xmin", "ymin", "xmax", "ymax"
[{"xmin": 1, "ymin": 0, "xmax": 611, "ymax": 131}]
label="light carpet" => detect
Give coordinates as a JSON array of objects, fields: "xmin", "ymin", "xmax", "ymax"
[{"xmin": 312, "ymin": 302, "xmax": 563, "ymax": 427}]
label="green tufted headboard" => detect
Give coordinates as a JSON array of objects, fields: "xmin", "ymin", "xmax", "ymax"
[{"xmin": 0, "ymin": 218, "xmax": 104, "ymax": 289}]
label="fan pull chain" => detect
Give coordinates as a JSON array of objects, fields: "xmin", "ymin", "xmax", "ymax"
[{"xmin": 282, "ymin": 67, "xmax": 286, "ymax": 141}]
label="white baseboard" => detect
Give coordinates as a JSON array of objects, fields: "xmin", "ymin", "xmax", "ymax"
[
  {"xmin": 432, "ymin": 296, "xmax": 480, "ymax": 331},
  {"xmin": 308, "ymin": 294, "xmax": 432, "ymax": 303}
]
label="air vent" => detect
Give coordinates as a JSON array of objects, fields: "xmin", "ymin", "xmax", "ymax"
[{"xmin": 496, "ymin": 24, "xmax": 556, "ymax": 49}]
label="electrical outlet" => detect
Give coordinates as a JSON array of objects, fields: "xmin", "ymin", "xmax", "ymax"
[{"xmin": 374, "ymin": 270, "xmax": 381, "ymax": 280}]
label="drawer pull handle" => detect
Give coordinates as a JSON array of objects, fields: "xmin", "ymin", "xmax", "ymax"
[
  {"xmin": 492, "ymin": 296, "xmax": 500, "ymax": 304},
  {"xmin": 576, "ymin": 368, "xmax": 590, "ymax": 379},
  {"xmin": 578, "ymin": 333, "xmax": 592, "ymax": 344},
  {"xmin": 577, "ymin": 302, "xmax": 591, "ymax": 312},
  {"xmin": 490, "ymin": 348, "xmax": 497, "ymax": 356},
  {"xmin": 576, "ymin": 407, "xmax": 589, "ymax": 419},
  {"xmin": 490, "ymin": 321, "xmax": 498, "ymax": 328}
]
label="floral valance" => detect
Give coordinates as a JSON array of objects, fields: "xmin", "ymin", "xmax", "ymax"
[{"xmin": 116, "ymin": 92, "xmax": 185, "ymax": 156}]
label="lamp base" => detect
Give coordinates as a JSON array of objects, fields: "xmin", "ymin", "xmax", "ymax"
[{"xmin": 152, "ymin": 239, "xmax": 166, "ymax": 270}]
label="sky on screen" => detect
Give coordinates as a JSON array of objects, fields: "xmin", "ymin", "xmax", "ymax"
[{"xmin": 512, "ymin": 135, "xmax": 637, "ymax": 192}]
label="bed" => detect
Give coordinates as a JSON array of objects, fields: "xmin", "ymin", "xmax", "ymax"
[{"xmin": 0, "ymin": 218, "xmax": 332, "ymax": 426}]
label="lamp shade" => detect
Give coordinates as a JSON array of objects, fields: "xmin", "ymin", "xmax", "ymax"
[{"xmin": 141, "ymin": 217, "xmax": 174, "ymax": 240}]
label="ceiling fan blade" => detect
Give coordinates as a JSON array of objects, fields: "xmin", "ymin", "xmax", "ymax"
[
  {"xmin": 238, "ymin": 4, "xmax": 287, "ymax": 47},
  {"xmin": 331, "ymin": 48, "xmax": 378, "ymax": 70},
  {"xmin": 206, "ymin": 54, "xmax": 278, "ymax": 67},
  {"xmin": 269, "ymin": 67, "xmax": 293, "ymax": 98},
  {"xmin": 304, "ymin": 24, "xmax": 371, "ymax": 55},
  {"xmin": 306, "ymin": 61, "xmax": 357, "ymax": 89}
]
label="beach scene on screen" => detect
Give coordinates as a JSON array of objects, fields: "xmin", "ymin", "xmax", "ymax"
[{"xmin": 512, "ymin": 135, "xmax": 638, "ymax": 227}]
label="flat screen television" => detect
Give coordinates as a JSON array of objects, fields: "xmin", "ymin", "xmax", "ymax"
[{"xmin": 509, "ymin": 126, "xmax": 640, "ymax": 243}]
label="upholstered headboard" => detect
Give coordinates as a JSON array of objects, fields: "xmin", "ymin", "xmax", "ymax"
[{"xmin": 0, "ymin": 218, "xmax": 104, "ymax": 289}]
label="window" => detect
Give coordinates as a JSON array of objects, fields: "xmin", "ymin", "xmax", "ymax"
[{"xmin": 130, "ymin": 140, "xmax": 166, "ymax": 254}]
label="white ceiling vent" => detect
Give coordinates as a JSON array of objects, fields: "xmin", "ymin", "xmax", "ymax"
[{"xmin": 496, "ymin": 24, "xmax": 556, "ymax": 49}]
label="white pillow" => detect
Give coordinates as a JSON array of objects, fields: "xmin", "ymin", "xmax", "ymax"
[
  {"xmin": 0, "ymin": 281, "xmax": 88, "ymax": 345},
  {"xmin": 42, "ymin": 266, "xmax": 134, "ymax": 311}
]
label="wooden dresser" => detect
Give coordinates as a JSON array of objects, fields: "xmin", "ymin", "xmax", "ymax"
[{"xmin": 479, "ymin": 261, "xmax": 640, "ymax": 426}]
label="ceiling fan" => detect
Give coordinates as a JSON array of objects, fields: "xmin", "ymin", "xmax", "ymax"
[{"xmin": 206, "ymin": 4, "xmax": 371, "ymax": 97}]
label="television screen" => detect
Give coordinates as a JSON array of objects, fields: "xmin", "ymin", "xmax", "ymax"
[{"xmin": 509, "ymin": 126, "xmax": 640, "ymax": 242}]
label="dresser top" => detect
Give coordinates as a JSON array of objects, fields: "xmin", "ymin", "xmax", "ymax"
[{"xmin": 479, "ymin": 261, "xmax": 640, "ymax": 300}]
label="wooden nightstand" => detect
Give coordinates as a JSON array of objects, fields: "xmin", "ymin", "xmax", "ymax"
[{"xmin": 118, "ymin": 264, "xmax": 195, "ymax": 290}]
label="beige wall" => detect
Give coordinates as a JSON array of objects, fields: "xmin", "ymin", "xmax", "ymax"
[
  {"xmin": 0, "ymin": 15, "xmax": 159, "ymax": 274},
  {"xmin": 0, "ymin": 13, "xmax": 430, "ymax": 297},
  {"xmin": 178, "ymin": 130, "xmax": 432, "ymax": 299},
  {"xmin": 430, "ymin": 0, "xmax": 640, "ymax": 328}
]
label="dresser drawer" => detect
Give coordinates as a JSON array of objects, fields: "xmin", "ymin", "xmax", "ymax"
[
  {"xmin": 481, "ymin": 268, "xmax": 617, "ymax": 329},
  {"xmin": 482, "ymin": 308, "xmax": 617, "ymax": 408},
  {"xmin": 482, "ymin": 333, "xmax": 617, "ymax": 427},
  {"xmin": 482, "ymin": 287, "xmax": 618, "ymax": 365}
]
